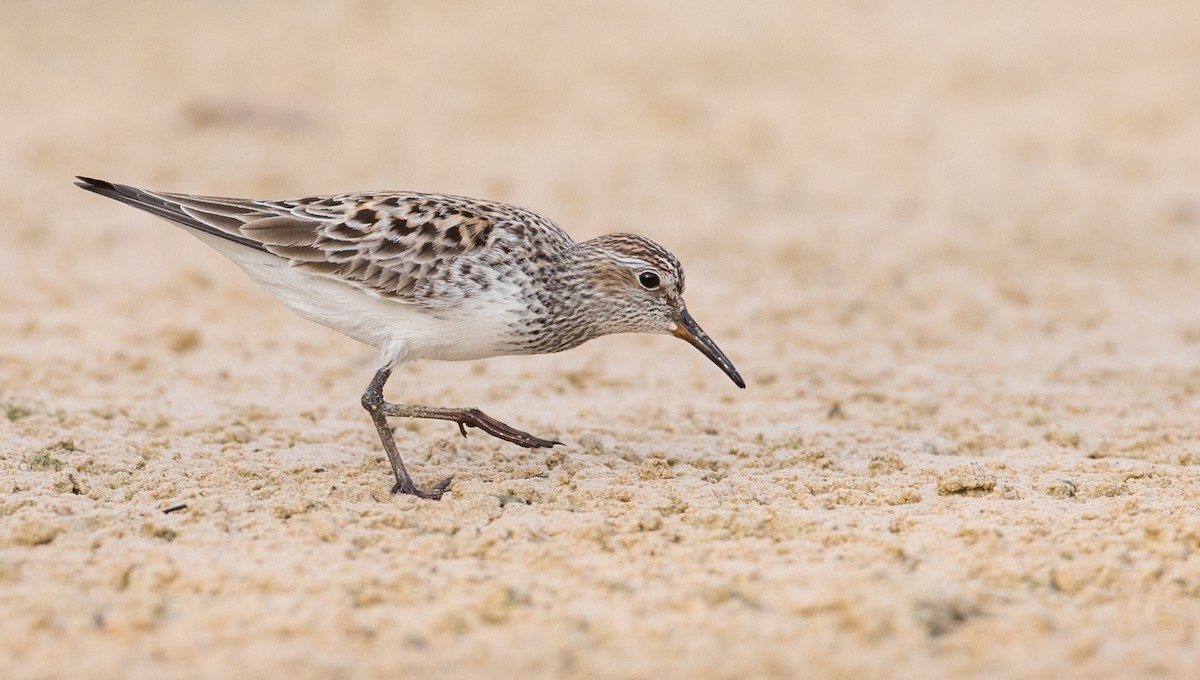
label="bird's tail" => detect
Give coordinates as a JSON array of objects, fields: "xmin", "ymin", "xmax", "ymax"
[{"xmin": 75, "ymin": 176, "xmax": 267, "ymax": 252}]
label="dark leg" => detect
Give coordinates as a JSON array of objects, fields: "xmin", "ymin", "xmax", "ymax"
[{"xmin": 360, "ymin": 367, "xmax": 561, "ymax": 499}]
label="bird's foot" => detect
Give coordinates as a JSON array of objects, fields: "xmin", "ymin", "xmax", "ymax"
[
  {"xmin": 455, "ymin": 408, "xmax": 562, "ymax": 449},
  {"xmin": 391, "ymin": 475, "xmax": 454, "ymax": 500}
]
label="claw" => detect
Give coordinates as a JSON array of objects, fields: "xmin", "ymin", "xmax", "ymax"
[
  {"xmin": 456, "ymin": 408, "xmax": 561, "ymax": 449},
  {"xmin": 391, "ymin": 476, "xmax": 453, "ymax": 500},
  {"xmin": 458, "ymin": 421, "xmax": 469, "ymax": 438}
]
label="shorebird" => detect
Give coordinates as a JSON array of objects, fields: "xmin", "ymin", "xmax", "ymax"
[{"xmin": 76, "ymin": 177, "xmax": 744, "ymax": 499}]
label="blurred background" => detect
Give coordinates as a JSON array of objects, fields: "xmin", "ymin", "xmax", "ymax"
[
  {"xmin": 4, "ymin": 0, "xmax": 1199, "ymax": 425},
  {"xmin": 4, "ymin": 1, "xmax": 1200, "ymax": 676}
]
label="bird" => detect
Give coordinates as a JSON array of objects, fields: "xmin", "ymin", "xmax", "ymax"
[{"xmin": 75, "ymin": 177, "xmax": 745, "ymax": 499}]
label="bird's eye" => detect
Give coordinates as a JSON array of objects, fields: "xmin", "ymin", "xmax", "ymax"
[{"xmin": 638, "ymin": 271, "xmax": 661, "ymax": 290}]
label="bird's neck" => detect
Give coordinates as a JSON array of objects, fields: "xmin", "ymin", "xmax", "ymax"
[{"xmin": 509, "ymin": 243, "xmax": 615, "ymax": 354}]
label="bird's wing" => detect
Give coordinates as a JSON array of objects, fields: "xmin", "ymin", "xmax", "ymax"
[{"xmin": 76, "ymin": 177, "xmax": 572, "ymax": 304}]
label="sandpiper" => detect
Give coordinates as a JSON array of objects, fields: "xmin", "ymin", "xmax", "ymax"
[{"xmin": 76, "ymin": 177, "xmax": 745, "ymax": 499}]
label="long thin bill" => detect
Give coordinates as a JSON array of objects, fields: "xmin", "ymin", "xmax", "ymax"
[{"xmin": 672, "ymin": 308, "xmax": 746, "ymax": 388}]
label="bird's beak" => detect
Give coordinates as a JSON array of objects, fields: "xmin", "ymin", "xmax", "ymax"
[{"xmin": 671, "ymin": 308, "xmax": 746, "ymax": 388}]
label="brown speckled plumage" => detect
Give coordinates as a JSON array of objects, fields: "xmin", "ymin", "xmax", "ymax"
[{"xmin": 76, "ymin": 176, "xmax": 743, "ymax": 499}]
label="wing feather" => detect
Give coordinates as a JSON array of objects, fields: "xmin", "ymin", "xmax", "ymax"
[{"xmin": 75, "ymin": 176, "xmax": 574, "ymax": 304}]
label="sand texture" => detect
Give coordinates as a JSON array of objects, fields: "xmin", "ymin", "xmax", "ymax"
[{"xmin": 3, "ymin": 1, "xmax": 1200, "ymax": 678}]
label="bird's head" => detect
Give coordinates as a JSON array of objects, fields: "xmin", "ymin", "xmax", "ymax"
[{"xmin": 578, "ymin": 233, "xmax": 745, "ymax": 388}]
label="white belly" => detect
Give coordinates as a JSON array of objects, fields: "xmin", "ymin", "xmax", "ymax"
[{"xmin": 191, "ymin": 232, "xmax": 523, "ymax": 367}]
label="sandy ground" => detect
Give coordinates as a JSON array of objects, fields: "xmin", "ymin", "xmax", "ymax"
[{"xmin": 3, "ymin": 1, "xmax": 1200, "ymax": 678}]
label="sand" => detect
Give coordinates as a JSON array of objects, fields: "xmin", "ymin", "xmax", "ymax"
[{"xmin": 3, "ymin": 1, "xmax": 1200, "ymax": 678}]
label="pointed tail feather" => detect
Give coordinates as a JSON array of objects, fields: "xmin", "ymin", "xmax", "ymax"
[{"xmin": 75, "ymin": 176, "xmax": 268, "ymax": 253}]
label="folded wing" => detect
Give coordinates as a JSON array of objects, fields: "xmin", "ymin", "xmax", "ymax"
[{"xmin": 75, "ymin": 177, "xmax": 569, "ymax": 303}]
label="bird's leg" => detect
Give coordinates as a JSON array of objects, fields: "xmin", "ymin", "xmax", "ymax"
[
  {"xmin": 362, "ymin": 368, "xmax": 450, "ymax": 499},
  {"xmin": 361, "ymin": 367, "xmax": 561, "ymax": 499}
]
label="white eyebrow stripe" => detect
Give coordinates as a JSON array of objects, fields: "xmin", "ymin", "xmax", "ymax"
[{"xmin": 611, "ymin": 255, "xmax": 653, "ymax": 269}]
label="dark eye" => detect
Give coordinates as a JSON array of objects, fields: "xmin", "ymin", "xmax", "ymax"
[{"xmin": 638, "ymin": 271, "xmax": 661, "ymax": 290}]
